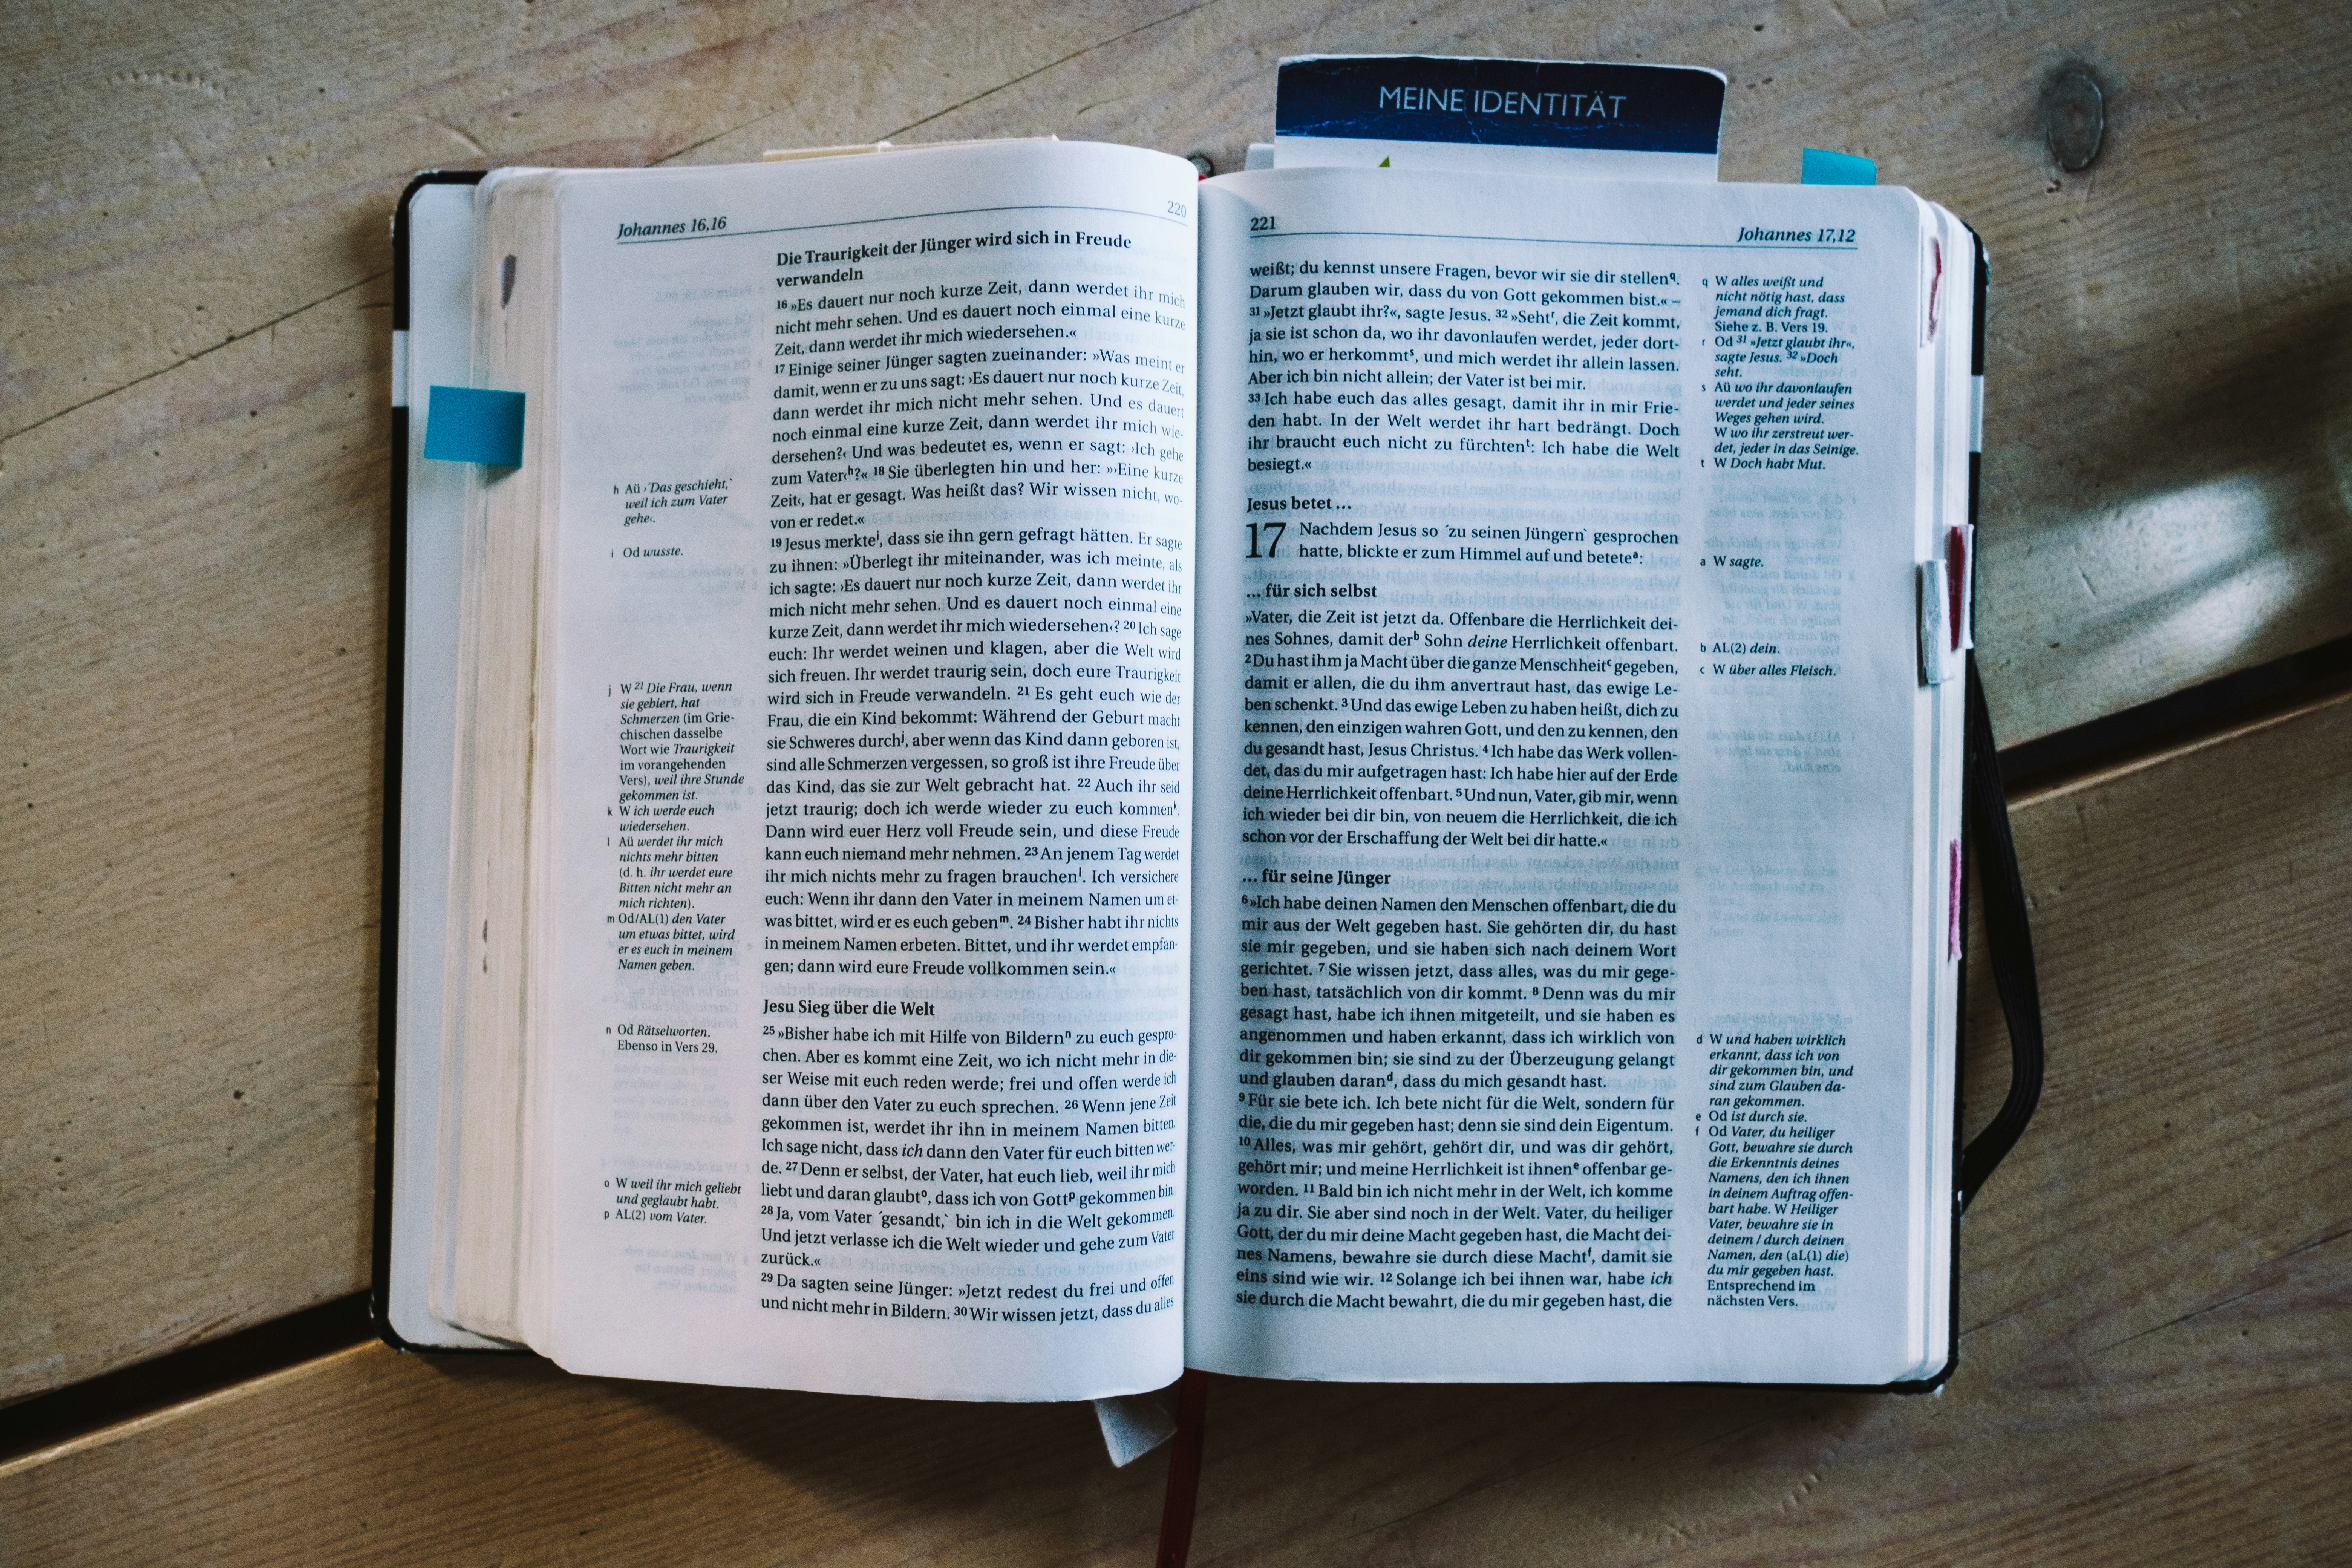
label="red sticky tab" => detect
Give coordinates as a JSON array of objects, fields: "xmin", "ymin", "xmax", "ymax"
[
  {"xmin": 1947, "ymin": 839, "xmax": 1963, "ymax": 960},
  {"xmin": 1946, "ymin": 527, "xmax": 1967, "ymax": 652}
]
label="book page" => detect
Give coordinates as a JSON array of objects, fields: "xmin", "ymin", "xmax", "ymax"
[
  {"xmin": 522, "ymin": 142, "xmax": 1199, "ymax": 1400},
  {"xmin": 391, "ymin": 177, "xmax": 511, "ymax": 1351},
  {"xmin": 1188, "ymin": 168, "xmax": 1943, "ymax": 1385},
  {"xmin": 436, "ymin": 170, "xmax": 564, "ymax": 1346},
  {"xmin": 1913, "ymin": 202, "xmax": 1978, "ymax": 1382}
]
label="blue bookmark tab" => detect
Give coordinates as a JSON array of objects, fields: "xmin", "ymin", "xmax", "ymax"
[
  {"xmin": 422, "ymin": 386, "xmax": 526, "ymax": 466},
  {"xmin": 1800, "ymin": 147, "xmax": 1876, "ymax": 185}
]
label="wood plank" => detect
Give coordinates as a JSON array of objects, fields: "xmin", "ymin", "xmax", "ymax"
[
  {"xmin": 7, "ymin": 690, "xmax": 2345, "ymax": 1565},
  {"xmin": 9, "ymin": 0, "xmax": 2351, "ymax": 1398},
  {"xmin": 0, "ymin": 279, "xmax": 391, "ymax": 1399}
]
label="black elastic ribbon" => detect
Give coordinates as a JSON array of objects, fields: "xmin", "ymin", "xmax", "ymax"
[{"xmin": 1959, "ymin": 652, "xmax": 2044, "ymax": 1208}]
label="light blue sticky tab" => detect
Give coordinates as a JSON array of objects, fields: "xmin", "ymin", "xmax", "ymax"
[
  {"xmin": 422, "ymin": 386, "xmax": 525, "ymax": 466},
  {"xmin": 1800, "ymin": 147, "xmax": 1876, "ymax": 185}
]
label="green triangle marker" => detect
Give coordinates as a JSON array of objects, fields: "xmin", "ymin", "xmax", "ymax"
[{"xmin": 1378, "ymin": 156, "xmax": 1391, "ymax": 168}]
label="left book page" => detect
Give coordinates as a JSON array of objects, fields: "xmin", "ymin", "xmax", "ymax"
[{"xmin": 441, "ymin": 142, "xmax": 1200, "ymax": 1400}]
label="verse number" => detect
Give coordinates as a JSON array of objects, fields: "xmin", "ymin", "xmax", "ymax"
[
  {"xmin": 1247, "ymin": 519, "xmax": 1286, "ymax": 558},
  {"xmin": 1250, "ymin": 214, "xmax": 1278, "ymax": 233}
]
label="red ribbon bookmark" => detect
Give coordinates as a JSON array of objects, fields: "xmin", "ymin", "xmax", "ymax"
[{"xmin": 1153, "ymin": 1369, "xmax": 1210, "ymax": 1567}]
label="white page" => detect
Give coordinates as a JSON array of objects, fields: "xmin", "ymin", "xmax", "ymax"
[
  {"xmin": 519, "ymin": 142, "xmax": 1199, "ymax": 1399},
  {"xmin": 1187, "ymin": 168, "xmax": 1940, "ymax": 1384},
  {"xmin": 435, "ymin": 169, "xmax": 564, "ymax": 1346},
  {"xmin": 390, "ymin": 179, "xmax": 509, "ymax": 1351},
  {"xmin": 1911, "ymin": 204, "xmax": 1976, "ymax": 1381}
]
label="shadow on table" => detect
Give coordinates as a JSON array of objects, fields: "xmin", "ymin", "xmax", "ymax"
[{"xmin": 1986, "ymin": 276, "xmax": 2352, "ymax": 730}]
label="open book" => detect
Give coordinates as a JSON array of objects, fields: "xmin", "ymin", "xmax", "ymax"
[{"xmin": 381, "ymin": 136, "xmax": 1981, "ymax": 1401}]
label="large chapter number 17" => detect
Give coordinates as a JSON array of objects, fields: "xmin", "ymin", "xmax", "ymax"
[{"xmin": 1247, "ymin": 519, "xmax": 1285, "ymax": 558}]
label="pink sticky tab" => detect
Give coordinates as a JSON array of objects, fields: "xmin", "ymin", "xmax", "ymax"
[{"xmin": 1947, "ymin": 839, "xmax": 1963, "ymax": 960}]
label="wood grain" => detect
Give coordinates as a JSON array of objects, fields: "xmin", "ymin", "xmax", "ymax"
[
  {"xmin": 5, "ymin": 0, "xmax": 2350, "ymax": 1402},
  {"xmin": 7, "ymin": 688, "xmax": 2345, "ymax": 1566},
  {"xmin": 0, "ymin": 279, "xmax": 391, "ymax": 1398}
]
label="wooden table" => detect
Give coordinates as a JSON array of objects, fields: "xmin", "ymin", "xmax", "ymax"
[{"xmin": 5, "ymin": 1, "xmax": 2348, "ymax": 1561}]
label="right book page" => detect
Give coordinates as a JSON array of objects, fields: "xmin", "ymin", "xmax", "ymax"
[{"xmin": 1187, "ymin": 168, "xmax": 1952, "ymax": 1385}]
